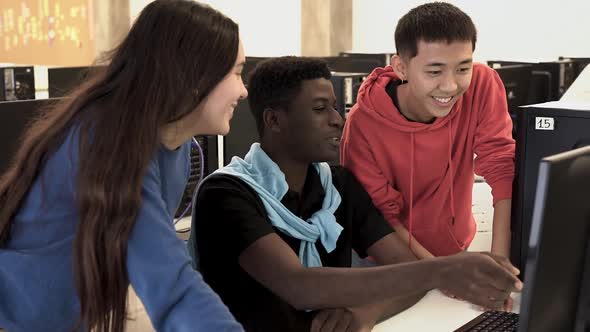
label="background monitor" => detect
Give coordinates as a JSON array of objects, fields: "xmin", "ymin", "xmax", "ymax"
[
  {"xmin": 223, "ymin": 100, "xmax": 258, "ymax": 166},
  {"xmin": 0, "ymin": 66, "xmax": 35, "ymax": 101},
  {"xmin": 511, "ymin": 105, "xmax": 590, "ymax": 279},
  {"xmin": 559, "ymin": 57, "xmax": 590, "ymax": 82},
  {"xmin": 48, "ymin": 66, "xmax": 103, "ymax": 98},
  {"xmin": 488, "ymin": 60, "xmax": 575, "ymax": 102},
  {"xmin": 322, "ymin": 55, "xmax": 381, "ymax": 74},
  {"xmin": 493, "ymin": 64, "xmax": 533, "ymax": 137},
  {"xmin": 517, "ymin": 145, "xmax": 590, "ymax": 332},
  {"xmin": 339, "ymin": 52, "xmax": 392, "ymax": 67},
  {"xmin": 175, "ymin": 135, "xmax": 218, "ymax": 218},
  {"xmin": 331, "ymin": 72, "xmax": 365, "ymax": 119},
  {"xmin": 222, "ymin": 56, "xmax": 266, "ymax": 166},
  {"xmin": 242, "ymin": 56, "xmax": 269, "ymax": 85},
  {"xmin": 0, "ymin": 99, "xmax": 59, "ymax": 175}
]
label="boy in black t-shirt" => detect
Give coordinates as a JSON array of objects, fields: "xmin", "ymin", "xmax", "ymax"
[{"xmin": 189, "ymin": 57, "xmax": 521, "ymax": 332}]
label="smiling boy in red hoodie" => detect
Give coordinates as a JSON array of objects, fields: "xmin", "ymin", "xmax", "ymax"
[{"xmin": 341, "ymin": 3, "xmax": 514, "ymax": 263}]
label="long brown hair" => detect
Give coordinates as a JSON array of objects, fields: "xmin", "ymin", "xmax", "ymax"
[{"xmin": 0, "ymin": 1, "xmax": 239, "ymax": 331}]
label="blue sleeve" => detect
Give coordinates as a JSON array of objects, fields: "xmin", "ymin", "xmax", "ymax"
[{"xmin": 126, "ymin": 158, "xmax": 243, "ymax": 332}]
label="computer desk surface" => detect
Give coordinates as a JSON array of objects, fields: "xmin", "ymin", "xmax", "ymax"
[
  {"xmin": 373, "ymin": 290, "xmax": 520, "ymax": 332},
  {"xmin": 374, "ymin": 181, "xmax": 520, "ymax": 331}
]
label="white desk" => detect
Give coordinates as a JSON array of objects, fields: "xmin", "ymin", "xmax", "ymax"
[{"xmin": 374, "ymin": 290, "xmax": 520, "ymax": 332}]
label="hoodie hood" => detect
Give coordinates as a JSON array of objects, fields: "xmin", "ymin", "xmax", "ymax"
[{"xmin": 355, "ymin": 65, "xmax": 461, "ymax": 133}]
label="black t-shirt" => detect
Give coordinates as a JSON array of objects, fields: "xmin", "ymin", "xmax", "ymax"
[
  {"xmin": 385, "ymin": 80, "xmax": 417, "ymax": 122},
  {"xmin": 193, "ymin": 166, "xmax": 393, "ymax": 332}
]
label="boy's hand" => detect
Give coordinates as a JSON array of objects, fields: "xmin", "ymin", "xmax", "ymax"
[
  {"xmin": 437, "ymin": 252, "xmax": 522, "ymax": 310},
  {"xmin": 311, "ymin": 307, "xmax": 377, "ymax": 332}
]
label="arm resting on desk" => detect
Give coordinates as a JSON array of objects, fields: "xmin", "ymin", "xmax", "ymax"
[
  {"xmin": 355, "ymin": 233, "xmax": 427, "ymax": 325},
  {"xmin": 239, "ymin": 233, "xmax": 441, "ymax": 311}
]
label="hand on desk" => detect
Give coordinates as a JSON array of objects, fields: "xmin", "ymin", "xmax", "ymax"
[
  {"xmin": 311, "ymin": 307, "xmax": 376, "ymax": 332},
  {"xmin": 441, "ymin": 289, "xmax": 514, "ymax": 312},
  {"xmin": 437, "ymin": 252, "xmax": 522, "ymax": 311}
]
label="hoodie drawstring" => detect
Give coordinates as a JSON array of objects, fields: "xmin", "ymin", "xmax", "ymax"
[
  {"xmin": 448, "ymin": 121, "xmax": 456, "ymax": 225},
  {"xmin": 408, "ymin": 133, "xmax": 415, "ymax": 253},
  {"xmin": 408, "ymin": 121, "xmax": 456, "ymax": 255}
]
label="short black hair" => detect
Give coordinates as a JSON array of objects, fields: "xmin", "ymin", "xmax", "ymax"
[
  {"xmin": 247, "ymin": 56, "xmax": 332, "ymax": 136},
  {"xmin": 395, "ymin": 2, "xmax": 477, "ymax": 59}
]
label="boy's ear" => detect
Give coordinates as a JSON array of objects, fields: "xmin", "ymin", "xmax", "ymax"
[
  {"xmin": 391, "ymin": 54, "xmax": 408, "ymax": 81},
  {"xmin": 263, "ymin": 107, "xmax": 283, "ymax": 134}
]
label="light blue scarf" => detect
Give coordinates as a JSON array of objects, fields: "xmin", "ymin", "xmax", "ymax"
[{"xmin": 212, "ymin": 143, "xmax": 343, "ymax": 267}]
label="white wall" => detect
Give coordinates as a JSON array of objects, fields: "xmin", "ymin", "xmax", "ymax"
[
  {"xmin": 129, "ymin": 0, "xmax": 301, "ymax": 56},
  {"xmin": 352, "ymin": 0, "xmax": 590, "ymax": 63}
]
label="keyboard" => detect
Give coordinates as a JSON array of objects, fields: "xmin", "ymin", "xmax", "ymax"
[{"xmin": 454, "ymin": 311, "xmax": 519, "ymax": 332}]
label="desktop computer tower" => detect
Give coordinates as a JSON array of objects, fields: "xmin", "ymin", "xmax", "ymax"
[
  {"xmin": 174, "ymin": 135, "xmax": 218, "ymax": 218},
  {"xmin": 0, "ymin": 66, "xmax": 35, "ymax": 101},
  {"xmin": 331, "ymin": 72, "xmax": 365, "ymax": 119},
  {"xmin": 511, "ymin": 105, "xmax": 590, "ymax": 279}
]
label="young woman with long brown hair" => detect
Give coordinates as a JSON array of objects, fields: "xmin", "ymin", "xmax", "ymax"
[{"xmin": 0, "ymin": 1, "xmax": 246, "ymax": 331}]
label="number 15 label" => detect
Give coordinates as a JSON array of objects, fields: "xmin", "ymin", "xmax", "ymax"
[{"xmin": 535, "ymin": 117, "xmax": 555, "ymax": 130}]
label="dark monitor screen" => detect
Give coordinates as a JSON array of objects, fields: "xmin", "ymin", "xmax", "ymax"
[
  {"xmin": 223, "ymin": 100, "xmax": 259, "ymax": 165},
  {"xmin": 48, "ymin": 66, "xmax": 102, "ymax": 98},
  {"xmin": 322, "ymin": 56, "xmax": 381, "ymax": 75},
  {"xmin": 339, "ymin": 52, "xmax": 391, "ymax": 67},
  {"xmin": 559, "ymin": 57, "xmax": 590, "ymax": 81},
  {"xmin": 488, "ymin": 60, "xmax": 573, "ymax": 102},
  {"xmin": 0, "ymin": 99, "xmax": 59, "ymax": 175},
  {"xmin": 511, "ymin": 106, "xmax": 590, "ymax": 279},
  {"xmin": 242, "ymin": 56, "xmax": 269, "ymax": 85},
  {"xmin": 518, "ymin": 145, "xmax": 590, "ymax": 332},
  {"xmin": 219, "ymin": 56, "xmax": 269, "ymax": 166}
]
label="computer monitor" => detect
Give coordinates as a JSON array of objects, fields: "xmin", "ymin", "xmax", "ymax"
[
  {"xmin": 47, "ymin": 66, "xmax": 103, "ymax": 98},
  {"xmin": 339, "ymin": 52, "xmax": 392, "ymax": 67},
  {"xmin": 488, "ymin": 60, "xmax": 575, "ymax": 102},
  {"xmin": 517, "ymin": 145, "xmax": 590, "ymax": 332},
  {"xmin": 559, "ymin": 57, "xmax": 590, "ymax": 82},
  {"xmin": 493, "ymin": 65, "xmax": 533, "ymax": 137},
  {"xmin": 456, "ymin": 146, "xmax": 590, "ymax": 332},
  {"xmin": 222, "ymin": 56, "xmax": 271, "ymax": 166},
  {"xmin": 223, "ymin": 100, "xmax": 259, "ymax": 165},
  {"xmin": 511, "ymin": 104, "xmax": 590, "ymax": 279},
  {"xmin": 331, "ymin": 72, "xmax": 365, "ymax": 119},
  {"xmin": 0, "ymin": 99, "xmax": 59, "ymax": 175},
  {"xmin": 242, "ymin": 56, "xmax": 269, "ymax": 86},
  {"xmin": 323, "ymin": 56, "xmax": 381, "ymax": 75},
  {"xmin": 0, "ymin": 66, "xmax": 35, "ymax": 101}
]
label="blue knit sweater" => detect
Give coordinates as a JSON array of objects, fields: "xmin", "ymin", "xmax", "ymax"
[{"xmin": 0, "ymin": 128, "xmax": 242, "ymax": 332}]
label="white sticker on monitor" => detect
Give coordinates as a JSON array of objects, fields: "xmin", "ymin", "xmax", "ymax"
[{"xmin": 535, "ymin": 117, "xmax": 555, "ymax": 130}]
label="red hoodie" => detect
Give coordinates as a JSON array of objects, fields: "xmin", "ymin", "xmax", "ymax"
[{"xmin": 340, "ymin": 63, "xmax": 515, "ymax": 256}]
